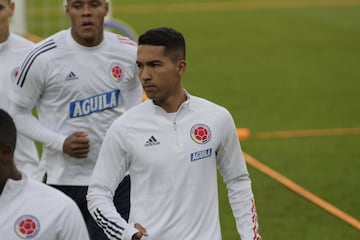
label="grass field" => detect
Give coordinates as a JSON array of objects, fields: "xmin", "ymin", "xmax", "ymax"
[{"xmin": 25, "ymin": 0, "xmax": 360, "ymax": 239}]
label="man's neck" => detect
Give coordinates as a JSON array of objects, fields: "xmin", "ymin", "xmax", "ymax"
[
  {"xmin": 0, "ymin": 170, "xmax": 22, "ymax": 195},
  {"xmin": 0, "ymin": 29, "xmax": 10, "ymax": 44}
]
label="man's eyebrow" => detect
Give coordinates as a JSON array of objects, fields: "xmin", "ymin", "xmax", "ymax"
[
  {"xmin": 137, "ymin": 59, "xmax": 162, "ymax": 64},
  {"xmin": 148, "ymin": 59, "xmax": 161, "ymax": 63}
]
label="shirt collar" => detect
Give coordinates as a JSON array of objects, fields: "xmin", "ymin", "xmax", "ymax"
[{"xmin": 150, "ymin": 89, "xmax": 192, "ymax": 114}]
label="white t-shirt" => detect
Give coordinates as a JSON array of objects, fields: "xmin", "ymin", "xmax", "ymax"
[
  {"xmin": 0, "ymin": 174, "xmax": 89, "ymax": 239},
  {"xmin": 87, "ymin": 93, "xmax": 262, "ymax": 240},
  {"xmin": 0, "ymin": 33, "xmax": 44, "ymax": 180},
  {"xmin": 9, "ymin": 29, "xmax": 142, "ymax": 185}
]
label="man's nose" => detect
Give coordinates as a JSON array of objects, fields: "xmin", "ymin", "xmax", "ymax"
[
  {"xmin": 82, "ymin": 4, "xmax": 92, "ymax": 16},
  {"xmin": 140, "ymin": 67, "xmax": 151, "ymax": 80}
]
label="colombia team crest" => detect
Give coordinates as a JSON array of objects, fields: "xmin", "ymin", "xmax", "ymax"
[
  {"xmin": 14, "ymin": 215, "xmax": 40, "ymax": 239},
  {"xmin": 11, "ymin": 67, "xmax": 20, "ymax": 82},
  {"xmin": 190, "ymin": 123, "xmax": 211, "ymax": 144},
  {"xmin": 109, "ymin": 63, "xmax": 124, "ymax": 81}
]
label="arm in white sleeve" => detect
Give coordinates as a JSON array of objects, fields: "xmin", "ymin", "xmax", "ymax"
[
  {"xmin": 9, "ymin": 103, "xmax": 66, "ymax": 152},
  {"xmin": 226, "ymin": 178, "xmax": 262, "ymax": 240},
  {"xmin": 87, "ymin": 121, "xmax": 138, "ymax": 240},
  {"xmin": 123, "ymin": 65, "xmax": 143, "ymax": 111},
  {"xmin": 217, "ymin": 109, "xmax": 262, "ymax": 240}
]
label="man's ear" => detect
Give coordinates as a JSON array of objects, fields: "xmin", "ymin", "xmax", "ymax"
[
  {"xmin": 177, "ymin": 60, "xmax": 187, "ymax": 77},
  {"xmin": 9, "ymin": 2, "xmax": 15, "ymax": 17},
  {"xmin": 64, "ymin": 2, "xmax": 69, "ymax": 16},
  {"xmin": 0, "ymin": 144, "xmax": 14, "ymax": 162},
  {"xmin": 105, "ymin": 1, "xmax": 109, "ymax": 16}
]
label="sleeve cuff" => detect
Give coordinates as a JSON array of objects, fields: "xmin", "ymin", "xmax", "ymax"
[{"xmin": 123, "ymin": 223, "xmax": 140, "ymax": 240}]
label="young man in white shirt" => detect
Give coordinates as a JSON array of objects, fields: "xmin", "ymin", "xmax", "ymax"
[
  {"xmin": 0, "ymin": 0, "xmax": 44, "ymax": 180},
  {"xmin": 0, "ymin": 109, "xmax": 89, "ymax": 240},
  {"xmin": 9, "ymin": 0, "xmax": 142, "ymax": 239},
  {"xmin": 87, "ymin": 27, "xmax": 262, "ymax": 240}
]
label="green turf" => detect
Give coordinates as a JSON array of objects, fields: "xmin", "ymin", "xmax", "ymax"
[{"xmin": 26, "ymin": 1, "xmax": 360, "ymax": 239}]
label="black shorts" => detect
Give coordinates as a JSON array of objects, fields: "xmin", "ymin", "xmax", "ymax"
[{"xmin": 49, "ymin": 175, "xmax": 130, "ymax": 240}]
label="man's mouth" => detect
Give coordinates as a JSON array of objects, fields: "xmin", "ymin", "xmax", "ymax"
[
  {"xmin": 82, "ymin": 22, "xmax": 94, "ymax": 28},
  {"xmin": 143, "ymin": 85, "xmax": 156, "ymax": 91}
]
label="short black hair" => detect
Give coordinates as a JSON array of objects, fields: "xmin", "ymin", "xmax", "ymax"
[
  {"xmin": 138, "ymin": 27, "xmax": 186, "ymax": 61},
  {"xmin": 0, "ymin": 109, "xmax": 17, "ymax": 149}
]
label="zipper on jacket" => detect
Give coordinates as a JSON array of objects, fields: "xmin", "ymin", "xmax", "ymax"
[{"xmin": 173, "ymin": 121, "xmax": 180, "ymax": 152}]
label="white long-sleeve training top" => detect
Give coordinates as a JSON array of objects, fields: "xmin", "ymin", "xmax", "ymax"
[
  {"xmin": 87, "ymin": 93, "xmax": 262, "ymax": 240},
  {"xmin": 0, "ymin": 33, "xmax": 44, "ymax": 180},
  {"xmin": 0, "ymin": 174, "xmax": 89, "ymax": 239},
  {"xmin": 9, "ymin": 29, "xmax": 142, "ymax": 185}
]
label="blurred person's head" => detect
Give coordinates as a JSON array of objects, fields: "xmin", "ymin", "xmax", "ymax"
[
  {"xmin": 0, "ymin": 109, "xmax": 20, "ymax": 194},
  {"xmin": 0, "ymin": 0, "xmax": 14, "ymax": 43}
]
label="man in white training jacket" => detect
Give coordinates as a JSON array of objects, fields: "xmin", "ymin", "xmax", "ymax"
[
  {"xmin": 0, "ymin": 0, "xmax": 44, "ymax": 181},
  {"xmin": 87, "ymin": 27, "xmax": 262, "ymax": 240},
  {"xmin": 8, "ymin": 0, "xmax": 142, "ymax": 238}
]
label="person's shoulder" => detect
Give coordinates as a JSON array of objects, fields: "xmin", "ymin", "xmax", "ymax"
[
  {"xmin": 28, "ymin": 30, "xmax": 66, "ymax": 60},
  {"xmin": 33, "ymin": 30, "xmax": 67, "ymax": 48},
  {"xmin": 8, "ymin": 33, "xmax": 34, "ymax": 51},
  {"xmin": 127, "ymin": 99, "xmax": 153, "ymax": 114},
  {"xmin": 189, "ymin": 94, "xmax": 233, "ymax": 121},
  {"xmin": 10, "ymin": 33, "xmax": 34, "ymax": 46},
  {"xmin": 26, "ymin": 178, "xmax": 75, "ymax": 204},
  {"xmin": 25, "ymin": 179, "xmax": 82, "ymax": 218},
  {"xmin": 104, "ymin": 31, "xmax": 137, "ymax": 49},
  {"xmin": 113, "ymin": 100, "xmax": 152, "ymax": 124},
  {"xmin": 190, "ymin": 95, "xmax": 227, "ymax": 111}
]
